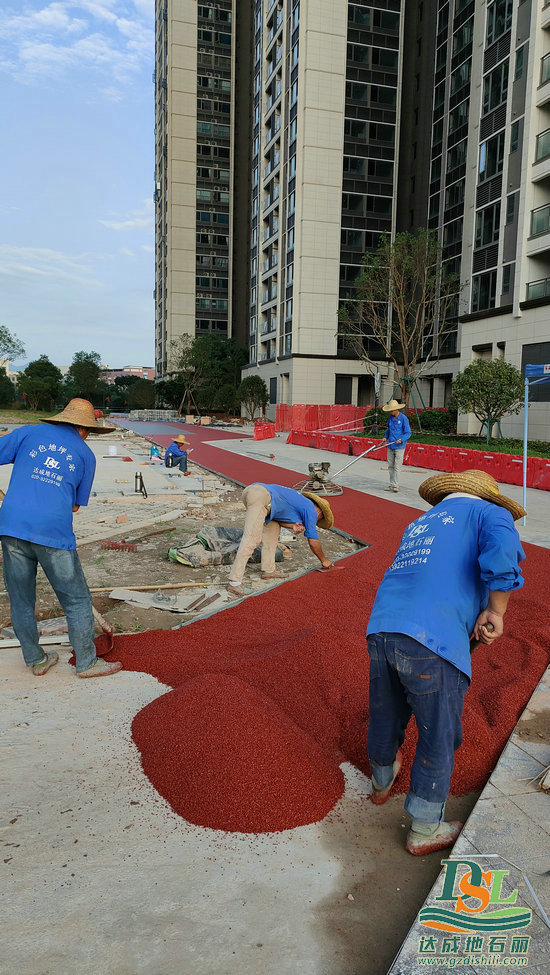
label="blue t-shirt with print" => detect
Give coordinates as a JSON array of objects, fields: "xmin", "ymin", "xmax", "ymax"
[
  {"xmin": 257, "ymin": 483, "xmax": 319, "ymax": 539},
  {"xmin": 367, "ymin": 496, "xmax": 525, "ymax": 678},
  {"xmin": 384, "ymin": 412, "xmax": 411, "ymax": 450},
  {"xmin": 165, "ymin": 442, "xmax": 186, "ymax": 466},
  {"xmin": 0, "ymin": 423, "xmax": 96, "ymax": 550}
]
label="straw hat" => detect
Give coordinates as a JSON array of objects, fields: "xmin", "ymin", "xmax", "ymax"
[
  {"xmin": 174, "ymin": 434, "xmax": 190, "ymax": 445},
  {"xmin": 418, "ymin": 469, "xmax": 526, "ymax": 521},
  {"xmin": 302, "ymin": 491, "xmax": 335, "ymax": 530},
  {"xmin": 382, "ymin": 399, "xmax": 406, "ymax": 412},
  {"xmin": 43, "ymin": 399, "xmax": 116, "ymax": 433}
]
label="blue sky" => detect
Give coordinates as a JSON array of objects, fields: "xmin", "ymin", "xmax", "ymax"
[{"xmin": 0, "ymin": 0, "xmax": 155, "ymax": 373}]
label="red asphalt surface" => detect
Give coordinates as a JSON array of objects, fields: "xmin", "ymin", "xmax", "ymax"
[{"xmin": 106, "ymin": 421, "xmax": 550, "ymax": 833}]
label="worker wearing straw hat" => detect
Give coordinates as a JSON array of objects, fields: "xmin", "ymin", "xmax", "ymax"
[
  {"xmin": 0, "ymin": 399, "xmax": 122, "ymax": 679},
  {"xmin": 164, "ymin": 433, "xmax": 191, "ymax": 469},
  {"xmin": 381, "ymin": 398, "xmax": 411, "ymax": 492},
  {"xmin": 365, "ymin": 469, "xmax": 525, "ymax": 855},
  {"xmin": 227, "ymin": 483, "xmax": 334, "ymax": 596}
]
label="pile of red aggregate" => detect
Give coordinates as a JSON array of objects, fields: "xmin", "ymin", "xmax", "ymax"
[{"xmin": 105, "ymin": 423, "xmax": 550, "ymax": 833}]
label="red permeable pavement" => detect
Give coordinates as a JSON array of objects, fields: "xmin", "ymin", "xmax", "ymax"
[{"xmin": 105, "ymin": 423, "xmax": 550, "ymax": 832}]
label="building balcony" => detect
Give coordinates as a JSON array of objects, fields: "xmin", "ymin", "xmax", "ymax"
[
  {"xmin": 537, "ymin": 53, "xmax": 550, "ymax": 107},
  {"xmin": 543, "ymin": 0, "xmax": 550, "ymax": 30},
  {"xmin": 526, "ymin": 276, "xmax": 550, "ymax": 300},
  {"xmin": 260, "ymin": 320, "xmax": 277, "ymax": 335},
  {"xmin": 533, "ymin": 139, "xmax": 550, "ymax": 182},
  {"xmin": 528, "ymin": 203, "xmax": 550, "ymax": 255}
]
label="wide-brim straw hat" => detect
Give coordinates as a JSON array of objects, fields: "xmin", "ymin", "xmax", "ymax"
[
  {"xmin": 174, "ymin": 434, "xmax": 190, "ymax": 445},
  {"xmin": 418, "ymin": 469, "xmax": 526, "ymax": 521},
  {"xmin": 302, "ymin": 491, "xmax": 335, "ymax": 530},
  {"xmin": 382, "ymin": 399, "xmax": 406, "ymax": 412},
  {"xmin": 43, "ymin": 398, "xmax": 116, "ymax": 433}
]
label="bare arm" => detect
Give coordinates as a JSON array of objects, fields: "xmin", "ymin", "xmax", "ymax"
[
  {"xmin": 472, "ymin": 591, "xmax": 511, "ymax": 644},
  {"xmin": 307, "ymin": 537, "xmax": 333, "ymax": 569}
]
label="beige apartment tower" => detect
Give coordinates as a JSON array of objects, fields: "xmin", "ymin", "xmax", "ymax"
[{"xmin": 154, "ymin": 1, "xmax": 251, "ymax": 379}]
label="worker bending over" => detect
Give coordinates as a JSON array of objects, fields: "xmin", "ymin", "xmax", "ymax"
[
  {"xmin": 227, "ymin": 483, "xmax": 334, "ymax": 596},
  {"xmin": 366, "ymin": 469, "xmax": 525, "ymax": 855}
]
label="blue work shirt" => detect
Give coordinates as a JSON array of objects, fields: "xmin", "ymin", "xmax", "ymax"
[
  {"xmin": 0, "ymin": 423, "xmax": 96, "ymax": 550},
  {"xmin": 384, "ymin": 412, "xmax": 411, "ymax": 450},
  {"xmin": 367, "ymin": 496, "xmax": 525, "ymax": 678},
  {"xmin": 165, "ymin": 442, "xmax": 186, "ymax": 466},
  {"xmin": 257, "ymin": 483, "xmax": 319, "ymax": 539}
]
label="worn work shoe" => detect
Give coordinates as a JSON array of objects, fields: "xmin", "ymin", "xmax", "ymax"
[
  {"xmin": 392, "ymin": 486, "xmax": 399, "ymax": 493},
  {"xmin": 77, "ymin": 658, "xmax": 123, "ymax": 678},
  {"xmin": 32, "ymin": 650, "xmax": 59, "ymax": 676},
  {"xmin": 406, "ymin": 820, "xmax": 463, "ymax": 856},
  {"xmin": 226, "ymin": 583, "xmax": 251, "ymax": 597},
  {"xmin": 371, "ymin": 748, "xmax": 403, "ymax": 805},
  {"xmin": 261, "ymin": 570, "xmax": 284, "ymax": 580}
]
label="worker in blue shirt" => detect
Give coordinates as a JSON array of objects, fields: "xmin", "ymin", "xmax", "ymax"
[
  {"xmin": 227, "ymin": 483, "xmax": 335, "ymax": 596},
  {"xmin": 366, "ymin": 469, "xmax": 525, "ymax": 856},
  {"xmin": 164, "ymin": 434, "xmax": 190, "ymax": 470},
  {"xmin": 0, "ymin": 399, "xmax": 123, "ymax": 679},
  {"xmin": 381, "ymin": 398, "xmax": 412, "ymax": 492}
]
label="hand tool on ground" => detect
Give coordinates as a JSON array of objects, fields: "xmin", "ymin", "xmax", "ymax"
[
  {"xmin": 469, "ymin": 620, "xmax": 494, "ymax": 653},
  {"xmin": 293, "ymin": 442, "xmax": 399, "ymax": 496},
  {"xmin": 91, "ymin": 605, "xmax": 115, "ymax": 652},
  {"xmin": 100, "ymin": 539, "xmax": 138, "ymax": 552}
]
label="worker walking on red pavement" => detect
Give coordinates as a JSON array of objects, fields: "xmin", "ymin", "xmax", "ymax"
[
  {"xmin": 227, "ymin": 483, "xmax": 334, "ymax": 596},
  {"xmin": 366, "ymin": 469, "xmax": 525, "ymax": 855},
  {"xmin": 0, "ymin": 399, "xmax": 123, "ymax": 679}
]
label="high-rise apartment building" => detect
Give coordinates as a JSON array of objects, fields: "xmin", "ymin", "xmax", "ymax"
[
  {"xmin": 241, "ymin": 0, "xmax": 403, "ymax": 411},
  {"xmin": 156, "ymin": 0, "xmax": 550, "ymax": 437},
  {"xmin": 154, "ymin": 1, "xmax": 251, "ymax": 378}
]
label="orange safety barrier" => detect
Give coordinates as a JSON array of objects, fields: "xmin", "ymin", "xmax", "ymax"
[
  {"xmin": 530, "ymin": 458, "xmax": 550, "ymax": 491},
  {"xmin": 405, "ymin": 443, "xmax": 432, "ymax": 469},
  {"xmin": 500, "ymin": 454, "xmax": 530, "ymax": 487},
  {"xmin": 253, "ymin": 422, "xmax": 276, "ymax": 441},
  {"xmin": 451, "ymin": 448, "xmax": 479, "ymax": 473},
  {"xmin": 475, "ymin": 451, "xmax": 503, "ymax": 480}
]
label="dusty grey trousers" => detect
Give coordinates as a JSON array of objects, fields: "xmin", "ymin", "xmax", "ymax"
[
  {"xmin": 387, "ymin": 448, "xmax": 405, "ymax": 488},
  {"xmin": 228, "ymin": 485, "xmax": 281, "ymax": 584}
]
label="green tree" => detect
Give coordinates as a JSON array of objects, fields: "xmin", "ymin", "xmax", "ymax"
[
  {"xmin": 64, "ymin": 351, "xmax": 102, "ymax": 403},
  {"xmin": 451, "ymin": 359, "xmax": 524, "ymax": 441},
  {"xmin": 0, "ymin": 325, "xmax": 25, "ymax": 362},
  {"xmin": 17, "ymin": 355, "xmax": 63, "ymax": 411},
  {"xmin": 213, "ymin": 382, "xmax": 238, "ymax": 414},
  {"xmin": 126, "ymin": 379, "xmax": 156, "ymax": 409},
  {"xmin": 0, "ymin": 371, "xmax": 15, "ymax": 406},
  {"xmin": 168, "ymin": 334, "xmax": 247, "ymax": 414},
  {"xmin": 237, "ymin": 375, "xmax": 268, "ymax": 421},
  {"xmin": 338, "ymin": 229, "xmax": 460, "ymax": 405}
]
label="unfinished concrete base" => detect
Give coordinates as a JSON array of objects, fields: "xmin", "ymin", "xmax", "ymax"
[{"xmin": 1, "ymin": 647, "xmax": 475, "ymax": 975}]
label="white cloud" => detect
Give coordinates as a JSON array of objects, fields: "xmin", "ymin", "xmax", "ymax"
[
  {"xmin": 100, "ymin": 199, "xmax": 153, "ymax": 233},
  {"xmin": 0, "ymin": 244, "xmax": 102, "ymax": 286},
  {"xmin": 0, "ymin": 1, "xmax": 153, "ymax": 89}
]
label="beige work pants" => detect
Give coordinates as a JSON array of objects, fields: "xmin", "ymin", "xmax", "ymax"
[{"xmin": 228, "ymin": 485, "xmax": 280, "ymax": 584}]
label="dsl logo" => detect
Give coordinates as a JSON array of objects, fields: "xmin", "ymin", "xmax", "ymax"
[{"xmin": 418, "ymin": 859, "xmax": 532, "ymax": 933}]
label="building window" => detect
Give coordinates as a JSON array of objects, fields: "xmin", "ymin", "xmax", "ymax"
[
  {"xmin": 479, "ymin": 131, "xmax": 505, "ymax": 181},
  {"xmin": 475, "ymin": 202, "xmax": 501, "ymax": 247},
  {"xmin": 483, "ymin": 60, "xmax": 509, "ymax": 114},
  {"xmin": 502, "ymin": 264, "xmax": 512, "ymax": 294},
  {"xmin": 472, "ymin": 270, "xmax": 497, "ymax": 312},
  {"xmin": 269, "ymin": 377, "xmax": 277, "ymax": 405},
  {"xmin": 515, "ymin": 46, "xmax": 525, "ymax": 81},
  {"xmin": 486, "ymin": 0, "xmax": 513, "ymax": 47},
  {"xmin": 510, "ymin": 121, "xmax": 520, "ymax": 152},
  {"xmin": 506, "ymin": 194, "xmax": 516, "ymax": 224}
]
